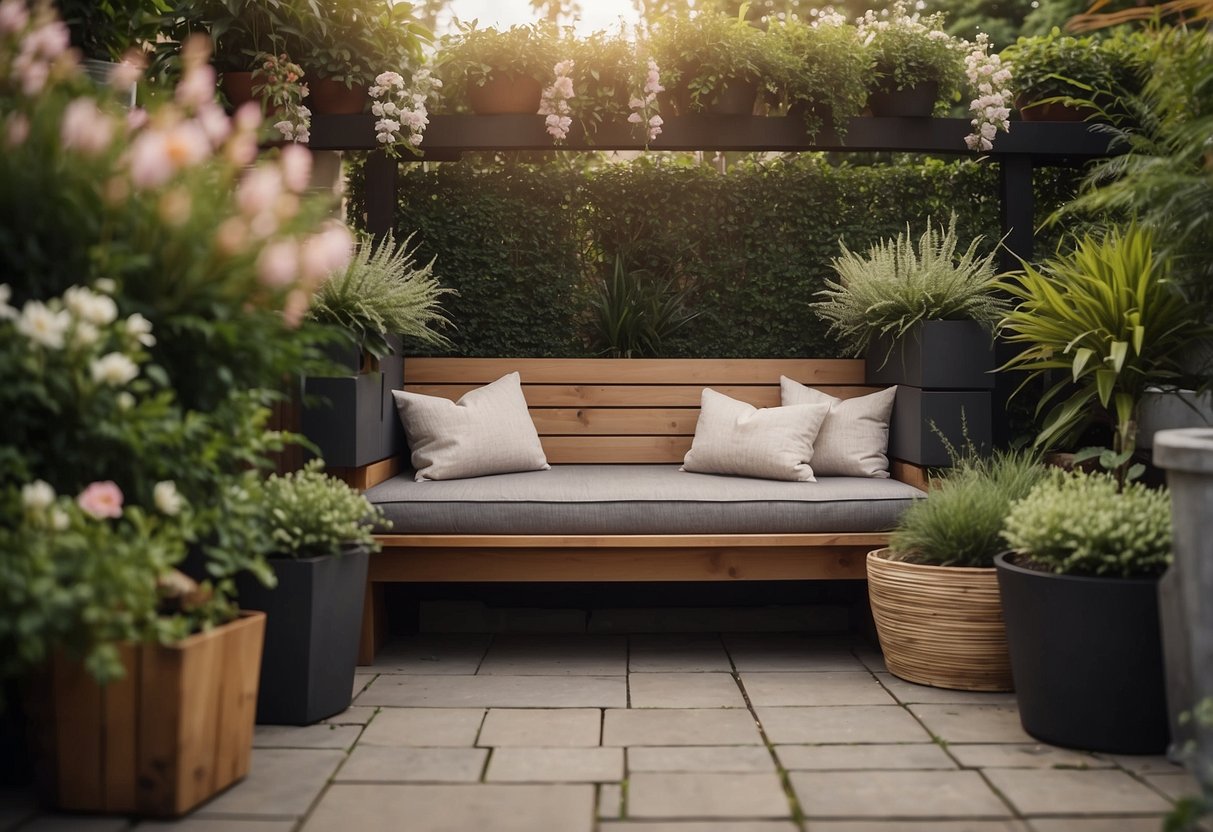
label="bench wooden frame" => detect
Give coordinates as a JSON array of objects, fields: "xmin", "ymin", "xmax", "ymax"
[{"xmin": 340, "ymin": 358, "xmax": 928, "ymax": 664}]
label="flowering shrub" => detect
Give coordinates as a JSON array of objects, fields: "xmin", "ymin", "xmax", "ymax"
[
  {"xmin": 371, "ymin": 68, "xmax": 440, "ymax": 157},
  {"xmin": 253, "ymin": 51, "xmax": 310, "ymax": 143},
  {"xmin": 628, "ymin": 57, "xmax": 664, "ymax": 143},
  {"xmin": 964, "ymin": 34, "xmax": 1012, "ymax": 151},
  {"xmin": 539, "ymin": 59, "xmax": 575, "ymax": 143},
  {"xmin": 768, "ymin": 12, "xmax": 871, "ymax": 141}
]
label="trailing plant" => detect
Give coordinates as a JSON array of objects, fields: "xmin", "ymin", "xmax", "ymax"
[
  {"xmin": 767, "ymin": 12, "xmax": 871, "ymax": 141},
  {"xmin": 857, "ymin": 2, "xmax": 964, "ymax": 104},
  {"xmin": 253, "ymin": 50, "xmax": 310, "ymax": 142},
  {"xmin": 310, "ymin": 230, "xmax": 452, "ymax": 361},
  {"xmin": 436, "ymin": 21, "xmax": 559, "ymax": 108},
  {"xmin": 997, "ymin": 224, "xmax": 1205, "ymax": 483},
  {"xmin": 567, "ymin": 28, "xmax": 635, "ymax": 138},
  {"xmin": 648, "ymin": 8, "xmax": 774, "ymax": 112},
  {"xmin": 889, "ymin": 445, "xmax": 1045, "ymax": 568},
  {"xmin": 258, "ymin": 460, "xmax": 386, "ymax": 558},
  {"xmin": 296, "ymin": 0, "xmax": 430, "ymax": 89},
  {"xmin": 371, "ymin": 67, "xmax": 441, "ymax": 156},
  {"xmin": 1001, "ymin": 470, "xmax": 1172, "ymax": 578},
  {"xmin": 589, "ymin": 253, "xmax": 696, "ymax": 358},
  {"xmin": 812, "ymin": 214, "xmax": 1007, "ymax": 360}
]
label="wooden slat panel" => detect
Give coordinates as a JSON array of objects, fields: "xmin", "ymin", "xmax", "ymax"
[
  {"xmin": 372, "ymin": 533, "xmax": 890, "ymax": 548},
  {"xmin": 542, "ymin": 435, "xmax": 690, "ymax": 463},
  {"xmin": 404, "ymin": 357, "xmax": 866, "ymax": 386},
  {"xmin": 369, "ymin": 546, "xmax": 871, "ymax": 581},
  {"xmin": 891, "ymin": 459, "xmax": 931, "ymax": 491},
  {"xmin": 404, "ymin": 384, "xmax": 881, "ymax": 408},
  {"xmin": 530, "ymin": 408, "xmax": 698, "ymax": 436},
  {"xmin": 330, "ymin": 456, "xmax": 402, "ymax": 491}
]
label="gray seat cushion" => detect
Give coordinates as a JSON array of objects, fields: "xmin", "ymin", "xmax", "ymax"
[{"xmin": 364, "ymin": 464, "xmax": 924, "ymax": 535}]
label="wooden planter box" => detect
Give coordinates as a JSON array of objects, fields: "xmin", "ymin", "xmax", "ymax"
[
  {"xmin": 30, "ymin": 612, "xmax": 266, "ymax": 816},
  {"xmin": 866, "ymin": 320, "xmax": 996, "ymax": 390}
]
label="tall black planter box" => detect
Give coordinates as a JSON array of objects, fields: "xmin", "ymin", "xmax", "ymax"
[
  {"xmin": 889, "ymin": 386, "xmax": 991, "ymax": 467},
  {"xmin": 866, "ymin": 320, "xmax": 996, "ymax": 389},
  {"xmin": 236, "ymin": 548, "xmax": 370, "ymax": 725},
  {"xmin": 300, "ymin": 350, "xmax": 406, "ymax": 468}
]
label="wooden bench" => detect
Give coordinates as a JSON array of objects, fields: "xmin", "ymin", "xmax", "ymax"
[{"xmin": 337, "ymin": 358, "xmax": 928, "ymax": 664}]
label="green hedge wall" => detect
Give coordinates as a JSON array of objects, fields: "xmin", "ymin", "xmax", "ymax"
[{"xmin": 350, "ymin": 155, "xmax": 1080, "ymax": 358}]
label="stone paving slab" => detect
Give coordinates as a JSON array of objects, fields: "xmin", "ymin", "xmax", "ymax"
[
  {"xmin": 741, "ymin": 672, "xmax": 897, "ymax": 706},
  {"xmin": 134, "ymin": 819, "xmax": 299, "ymax": 831},
  {"xmin": 590, "ymin": 606, "xmax": 848, "ymax": 634},
  {"xmin": 352, "ymin": 673, "xmax": 376, "ymax": 698},
  {"xmin": 357, "ymin": 707, "xmax": 485, "ymax": 747},
  {"xmin": 601, "ymin": 823, "xmax": 799, "ymax": 831},
  {"xmin": 603, "ymin": 709, "xmax": 763, "ymax": 746},
  {"xmin": 875, "ymin": 673, "xmax": 1019, "ymax": 706},
  {"xmin": 477, "ymin": 635, "xmax": 627, "ymax": 676},
  {"xmin": 628, "ymin": 673, "xmax": 746, "ymax": 708},
  {"xmin": 370, "ymin": 634, "xmax": 491, "ymax": 674},
  {"xmin": 1099, "ymin": 754, "xmax": 1186, "ymax": 774},
  {"xmin": 321, "ymin": 705, "xmax": 378, "ymax": 726},
  {"xmin": 789, "ymin": 770, "xmax": 1011, "ymax": 818},
  {"xmin": 983, "ymin": 768, "xmax": 1173, "ymax": 815},
  {"xmin": 854, "ymin": 647, "xmax": 888, "ymax": 674},
  {"xmin": 629, "ymin": 648, "xmax": 734, "ymax": 673},
  {"xmin": 478, "ymin": 708, "xmax": 601, "ymax": 747},
  {"xmin": 1143, "ymin": 771, "xmax": 1203, "ymax": 800},
  {"xmin": 1028, "ymin": 818, "xmax": 1169, "ymax": 832},
  {"xmin": 756, "ymin": 706, "xmax": 930, "ymax": 744},
  {"xmin": 485, "ymin": 747, "xmax": 624, "ymax": 782},
  {"xmin": 775, "ymin": 743, "xmax": 955, "ymax": 771},
  {"xmin": 335, "ymin": 746, "xmax": 487, "ymax": 782},
  {"xmin": 627, "ymin": 772, "xmax": 790, "ymax": 819},
  {"xmin": 948, "ymin": 743, "xmax": 1111, "ymax": 770},
  {"xmin": 253, "ymin": 724, "xmax": 360, "ymax": 750},
  {"xmin": 628, "ymin": 746, "xmax": 776, "ymax": 773},
  {"xmin": 723, "ymin": 634, "xmax": 865, "ymax": 672},
  {"xmin": 302, "ymin": 783, "xmax": 595, "ymax": 832},
  {"xmin": 194, "ymin": 748, "xmax": 345, "ymax": 819},
  {"xmin": 909, "ymin": 704, "xmax": 1035, "ymax": 744},
  {"xmin": 357, "ymin": 674, "xmax": 626, "ymax": 708},
  {"xmin": 810, "ymin": 822, "xmax": 1029, "ymax": 832},
  {"xmin": 598, "ymin": 783, "xmax": 623, "ymax": 819},
  {"xmin": 17, "ymin": 818, "xmax": 129, "ymax": 832}
]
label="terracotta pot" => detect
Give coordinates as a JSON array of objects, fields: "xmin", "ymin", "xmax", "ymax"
[
  {"xmin": 467, "ymin": 74, "xmax": 542, "ymax": 115},
  {"xmin": 309, "ymin": 78, "xmax": 369, "ymax": 115},
  {"xmin": 1015, "ymin": 95, "xmax": 1097, "ymax": 122},
  {"xmin": 868, "ymin": 80, "xmax": 939, "ymax": 118},
  {"xmin": 677, "ymin": 78, "xmax": 759, "ymax": 116},
  {"xmin": 220, "ymin": 70, "xmax": 257, "ymax": 110}
]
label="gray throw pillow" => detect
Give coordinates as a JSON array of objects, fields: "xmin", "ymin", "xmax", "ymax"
[{"xmin": 780, "ymin": 376, "xmax": 897, "ymax": 478}]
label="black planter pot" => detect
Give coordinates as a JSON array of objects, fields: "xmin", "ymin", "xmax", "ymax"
[
  {"xmin": 889, "ymin": 386, "xmax": 991, "ymax": 467},
  {"xmin": 866, "ymin": 320, "xmax": 995, "ymax": 389},
  {"xmin": 300, "ymin": 344, "xmax": 406, "ymax": 468},
  {"xmin": 236, "ymin": 547, "xmax": 370, "ymax": 725},
  {"xmin": 677, "ymin": 78, "xmax": 758, "ymax": 116},
  {"xmin": 994, "ymin": 552, "xmax": 1170, "ymax": 754},
  {"xmin": 868, "ymin": 80, "xmax": 939, "ymax": 117}
]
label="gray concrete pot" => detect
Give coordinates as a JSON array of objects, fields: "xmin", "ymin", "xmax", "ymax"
[
  {"xmin": 1139, "ymin": 389, "xmax": 1213, "ymax": 449},
  {"xmin": 1155, "ymin": 428, "xmax": 1213, "ymax": 787}
]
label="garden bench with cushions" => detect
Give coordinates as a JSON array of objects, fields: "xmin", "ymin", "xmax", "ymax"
[{"xmin": 345, "ymin": 357, "xmax": 928, "ymax": 664}]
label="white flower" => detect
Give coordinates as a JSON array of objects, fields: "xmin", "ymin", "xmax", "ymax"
[
  {"xmin": 17, "ymin": 300, "xmax": 70, "ymax": 349},
  {"xmin": 49, "ymin": 507, "xmax": 69, "ymax": 531},
  {"xmin": 627, "ymin": 112, "xmax": 642, "ymax": 124},
  {"xmin": 91, "ymin": 352, "xmax": 139, "ymax": 386},
  {"xmin": 125, "ymin": 313, "xmax": 155, "ymax": 347},
  {"xmin": 72, "ymin": 320, "xmax": 99, "ymax": 348},
  {"xmin": 64, "ymin": 286, "xmax": 118, "ymax": 326},
  {"xmin": 22, "ymin": 480, "xmax": 55, "ymax": 512},
  {"xmin": 116, "ymin": 391, "xmax": 135, "ymax": 410},
  {"xmin": 153, "ymin": 480, "xmax": 184, "ymax": 516},
  {"xmin": 94, "ymin": 278, "xmax": 116, "ymax": 294},
  {"xmin": 0, "ymin": 284, "xmax": 15, "ymax": 320}
]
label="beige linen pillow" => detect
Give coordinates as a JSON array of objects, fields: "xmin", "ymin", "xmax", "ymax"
[
  {"xmin": 392, "ymin": 371, "xmax": 550, "ymax": 482},
  {"xmin": 780, "ymin": 376, "xmax": 897, "ymax": 478},
  {"xmin": 682, "ymin": 388, "xmax": 830, "ymax": 482}
]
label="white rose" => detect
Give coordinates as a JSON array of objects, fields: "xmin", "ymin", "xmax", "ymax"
[
  {"xmin": 21, "ymin": 479, "xmax": 55, "ymax": 511},
  {"xmin": 153, "ymin": 480, "xmax": 185, "ymax": 516},
  {"xmin": 16, "ymin": 300, "xmax": 70, "ymax": 349},
  {"xmin": 125, "ymin": 313, "xmax": 155, "ymax": 347},
  {"xmin": 90, "ymin": 352, "xmax": 139, "ymax": 386}
]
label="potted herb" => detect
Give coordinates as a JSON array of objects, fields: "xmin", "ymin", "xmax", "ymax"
[
  {"xmin": 812, "ymin": 215, "xmax": 1008, "ymax": 465},
  {"xmin": 235, "ymin": 462, "xmax": 388, "ymax": 725},
  {"xmin": 869, "ymin": 446, "xmax": 1045, "ymax": 692},
  {"xmin": 857, "ymin": 1, "xmax": 964, "ymax": 117},
  {"xmin": 437, "ymin": 22, "xmax": 559, "ymax": 115},
  {"xmin": 767, "ymin": 13, "xmax": 872, "ymax": 141},
  {"xmin": 649, "ymin": 9, "xmax": 774, "ymax": 116},
  {"xmin": 304, "ymin": 231, "xmax": 451, "ymax": 468},
  {"xmin": 995, "ymin": 470, "xmax": 1172, "ymax": 753}
]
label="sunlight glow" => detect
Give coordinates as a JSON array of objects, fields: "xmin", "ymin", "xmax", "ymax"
[{"xmin": 441, "ymin": 0, "xmax": 643, "ymax": 35}]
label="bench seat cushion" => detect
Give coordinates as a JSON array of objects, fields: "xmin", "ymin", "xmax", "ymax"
[{"xmin": 364, "ymin": 464, "xmax": 924, "ymax": 535}]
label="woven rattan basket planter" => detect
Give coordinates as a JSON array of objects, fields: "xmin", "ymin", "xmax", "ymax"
[{"xmin": 867, "ymin": 548, "xmax": 1013, "ymax": 692}]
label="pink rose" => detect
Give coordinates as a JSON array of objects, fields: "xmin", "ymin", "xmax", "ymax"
[{"xmin": 77, "ymin": 481, "xmax": 124, "ymax": 520}]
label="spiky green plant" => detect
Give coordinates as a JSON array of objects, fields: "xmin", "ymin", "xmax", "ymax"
[
  {"xmin": 812, "ymin": 215, "xmax": 1007, "ymax": 361},
  {"xmin": 310, "ymin": 231, "xmax": 452, "ymax": 360},
  {"xmin": 589, "ymin": 254, "xmax": 696, "ymax": 358}
]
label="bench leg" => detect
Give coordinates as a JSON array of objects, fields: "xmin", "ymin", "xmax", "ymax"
[{"xmin": 358, "ymin": 581, "xmax": 386, "ymax": 666}]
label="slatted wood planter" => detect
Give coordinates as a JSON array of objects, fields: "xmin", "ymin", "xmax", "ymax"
[
  {"xmin": 30, "ymin": 612, "xmax": 265, "ymax": 816},
  {"xmin": 867, "ymin": 549, "xmax": 1012, "ymax": 692}
]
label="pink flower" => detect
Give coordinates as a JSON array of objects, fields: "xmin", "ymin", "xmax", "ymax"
[
  {"xmin": 282, "ymin": 288, "xmax": 310, "ymax": 328},
  {"xmin": 5, "ymin": 113, "xmax": 29, "ymax": 147},
  {"xmin": 279, "ymin": 144, "xmax": 312, "ymax": 193},
  {"xmin": 77, "ymin": 481, "xmax": 124, "ymax": 520},
  {"xmin": 175, "ymin": 63, "xmax": 216, "ymax": 109},
  {"xmin": 0, "ymin": 0, "xmax": 29, "ymax": 34},
  {"xmin": 61, "ymin": 98, "xmax": 114, "ymax": 157},
  {"xmin": 109, "ymin": 59, "xmax": 143, "ymax": 91},
  {"xmin": 256, "ymin": 239, "xmax": 299, "ymax": 288},
  {"xmin": 126, "ymin": 122, "xmax": 210, "ymax": 189},
  {"xmin": 300, "ymin": 223, "xmax": 354, "ymax": 284},
  {"xmin": 237, "ymin": 166, "xmax": 283, "ymax": 219}
]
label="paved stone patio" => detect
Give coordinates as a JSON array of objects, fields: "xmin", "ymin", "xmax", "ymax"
[{"xmin": 1, "ymin": 632, "xmax": 1203, "ymax": 831}]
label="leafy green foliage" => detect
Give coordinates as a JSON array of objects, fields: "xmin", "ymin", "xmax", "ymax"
[
  {"xmin": 310, "ymin": 231, "xmax": 452, "ymax": 360},
  {"xmin": 258, "ymin": 460, "xmax": 387, "ymax": 558},
  {"xmin": 997, "ymin": 224, "xmax": 1206, "ymax": 466},
  {"xmin": 300, "ymin": 0, "xmax": 430, "ymax": 87},
  {"xmin": 767, "ymin": 17, "xmax": 872, "ymax": 140},
  {"xmin": 812, "ymin": 214, "xmax": 1007, "ymax": 359},
  {"xmin": 54, "ymin": 0, "xmax": 170, "ymax": 62},
  {"xmin": 925, "ymin": 0, "xmax": 1035, "ymax": 50},
  {"xmin": 567, "ymin": 29, "xmax": 642, "ymax": 138},
  {"xmin": 164, "ymin": 0, "xmax": 310, "ymax": 73},
  {"xmin": 1002, "ymin": 471, "xmax": 1172, "ymax": 578},
  {"xmin": 649, "ymin": 9, "xmax": 779, "ymax": 111},
  {"xmin": 1002, "ymin": 27, "xmax": 1150, "ymax": 110},
  {"xmin": 860, "ymin": 5, "xmax": 964, "ymax": 101},
  {"xmin": 437, "ymin": 21, "xmax": 560, "ymax": 98},
  {"xmin": 890, "ymin": 448, "xmax": 1046, "ymax": 568},
  {"xmin": 589, "ymin": 254, "xmax": 696, "ymax": 357}
]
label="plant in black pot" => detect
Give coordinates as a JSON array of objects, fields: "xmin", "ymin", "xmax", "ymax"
[
  {"xmin": 237, "ymin": 461, "xmax": 389, "ymax": 725},
  {"xmin": 995, "ymin": 469, "xmax": 1173, "ymax": 753},
  {"xmin": 856, "ymin": 1, "xmax": 964, "ymax": 117},
  {"xmin": 649, "ymin": 9, "xmax": 775, "ymax": 116},
  {"xmin": 436, "ymin": 22, "xmax": 559, "ymax": 114}
]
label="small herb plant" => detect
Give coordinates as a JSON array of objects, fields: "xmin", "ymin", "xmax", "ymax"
[
  {"xmin": 856, "ymin": 1, "xmax": 964, "ymax": 105},
  {"xmin": 649, "ymin": 10, "xmax": 774, "ymax": 112},
  {"xmin": 890, "ymin": 447, "xmax": 1045, "ymax": 568},
  {"xmin": 1002, "ymin": 470, "xmax": 1172, "ymax": 578},
  {"xmin": 812, "ymin": 214, "xmax": 1007, "ymax": 359},
  {"xmin": 310, "ymin": 231, "xmax": 452, "ymax": 362},
  {"xmin": 767, "ymin": 13, "xmax": 872, "ymax": 141},
  {"xmin": 437, "ymin": 21, "xmax": 559, "ymax": 106},
  {"xmin": 259, "ymin": 460, "xmax": 387, "ymax": 559}
]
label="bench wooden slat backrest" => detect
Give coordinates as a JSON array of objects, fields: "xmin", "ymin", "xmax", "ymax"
[{"xmin": 402, "ymin": 357, "xmax": 878, "ymax": 465}]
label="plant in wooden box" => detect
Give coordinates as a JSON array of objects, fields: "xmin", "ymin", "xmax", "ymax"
[
  {"xmin": 649, "ymin": 8, "xmax": 775, "ymax": 115},
  {"xmin": 436, "ymin": 21, "xmax": 559, "ymax": 114},
  {"xmin": 304, "ymin": 232, "xmax": 451, "ymax": 469},
  {"xmin": 812, "ymin": 215, "xmax": 1008, "ymax": 466},
  {"xmin": 767, "ymin": 12, "xmax": 871, "ymax": 142},
  {"xmin": 235, "ymin": 462, "xmax": 388, "ymax": 724},
  {"xmin": 869, "ymin": 444, "xmax": 1045, "ymax": 692},
  {"xmin": 995, "ymin": 470, "xmax": 1173, "ymax": 753},
  {"xmin": 0, "ymin": 8, "xmax": 353, "ymax": 814}
]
